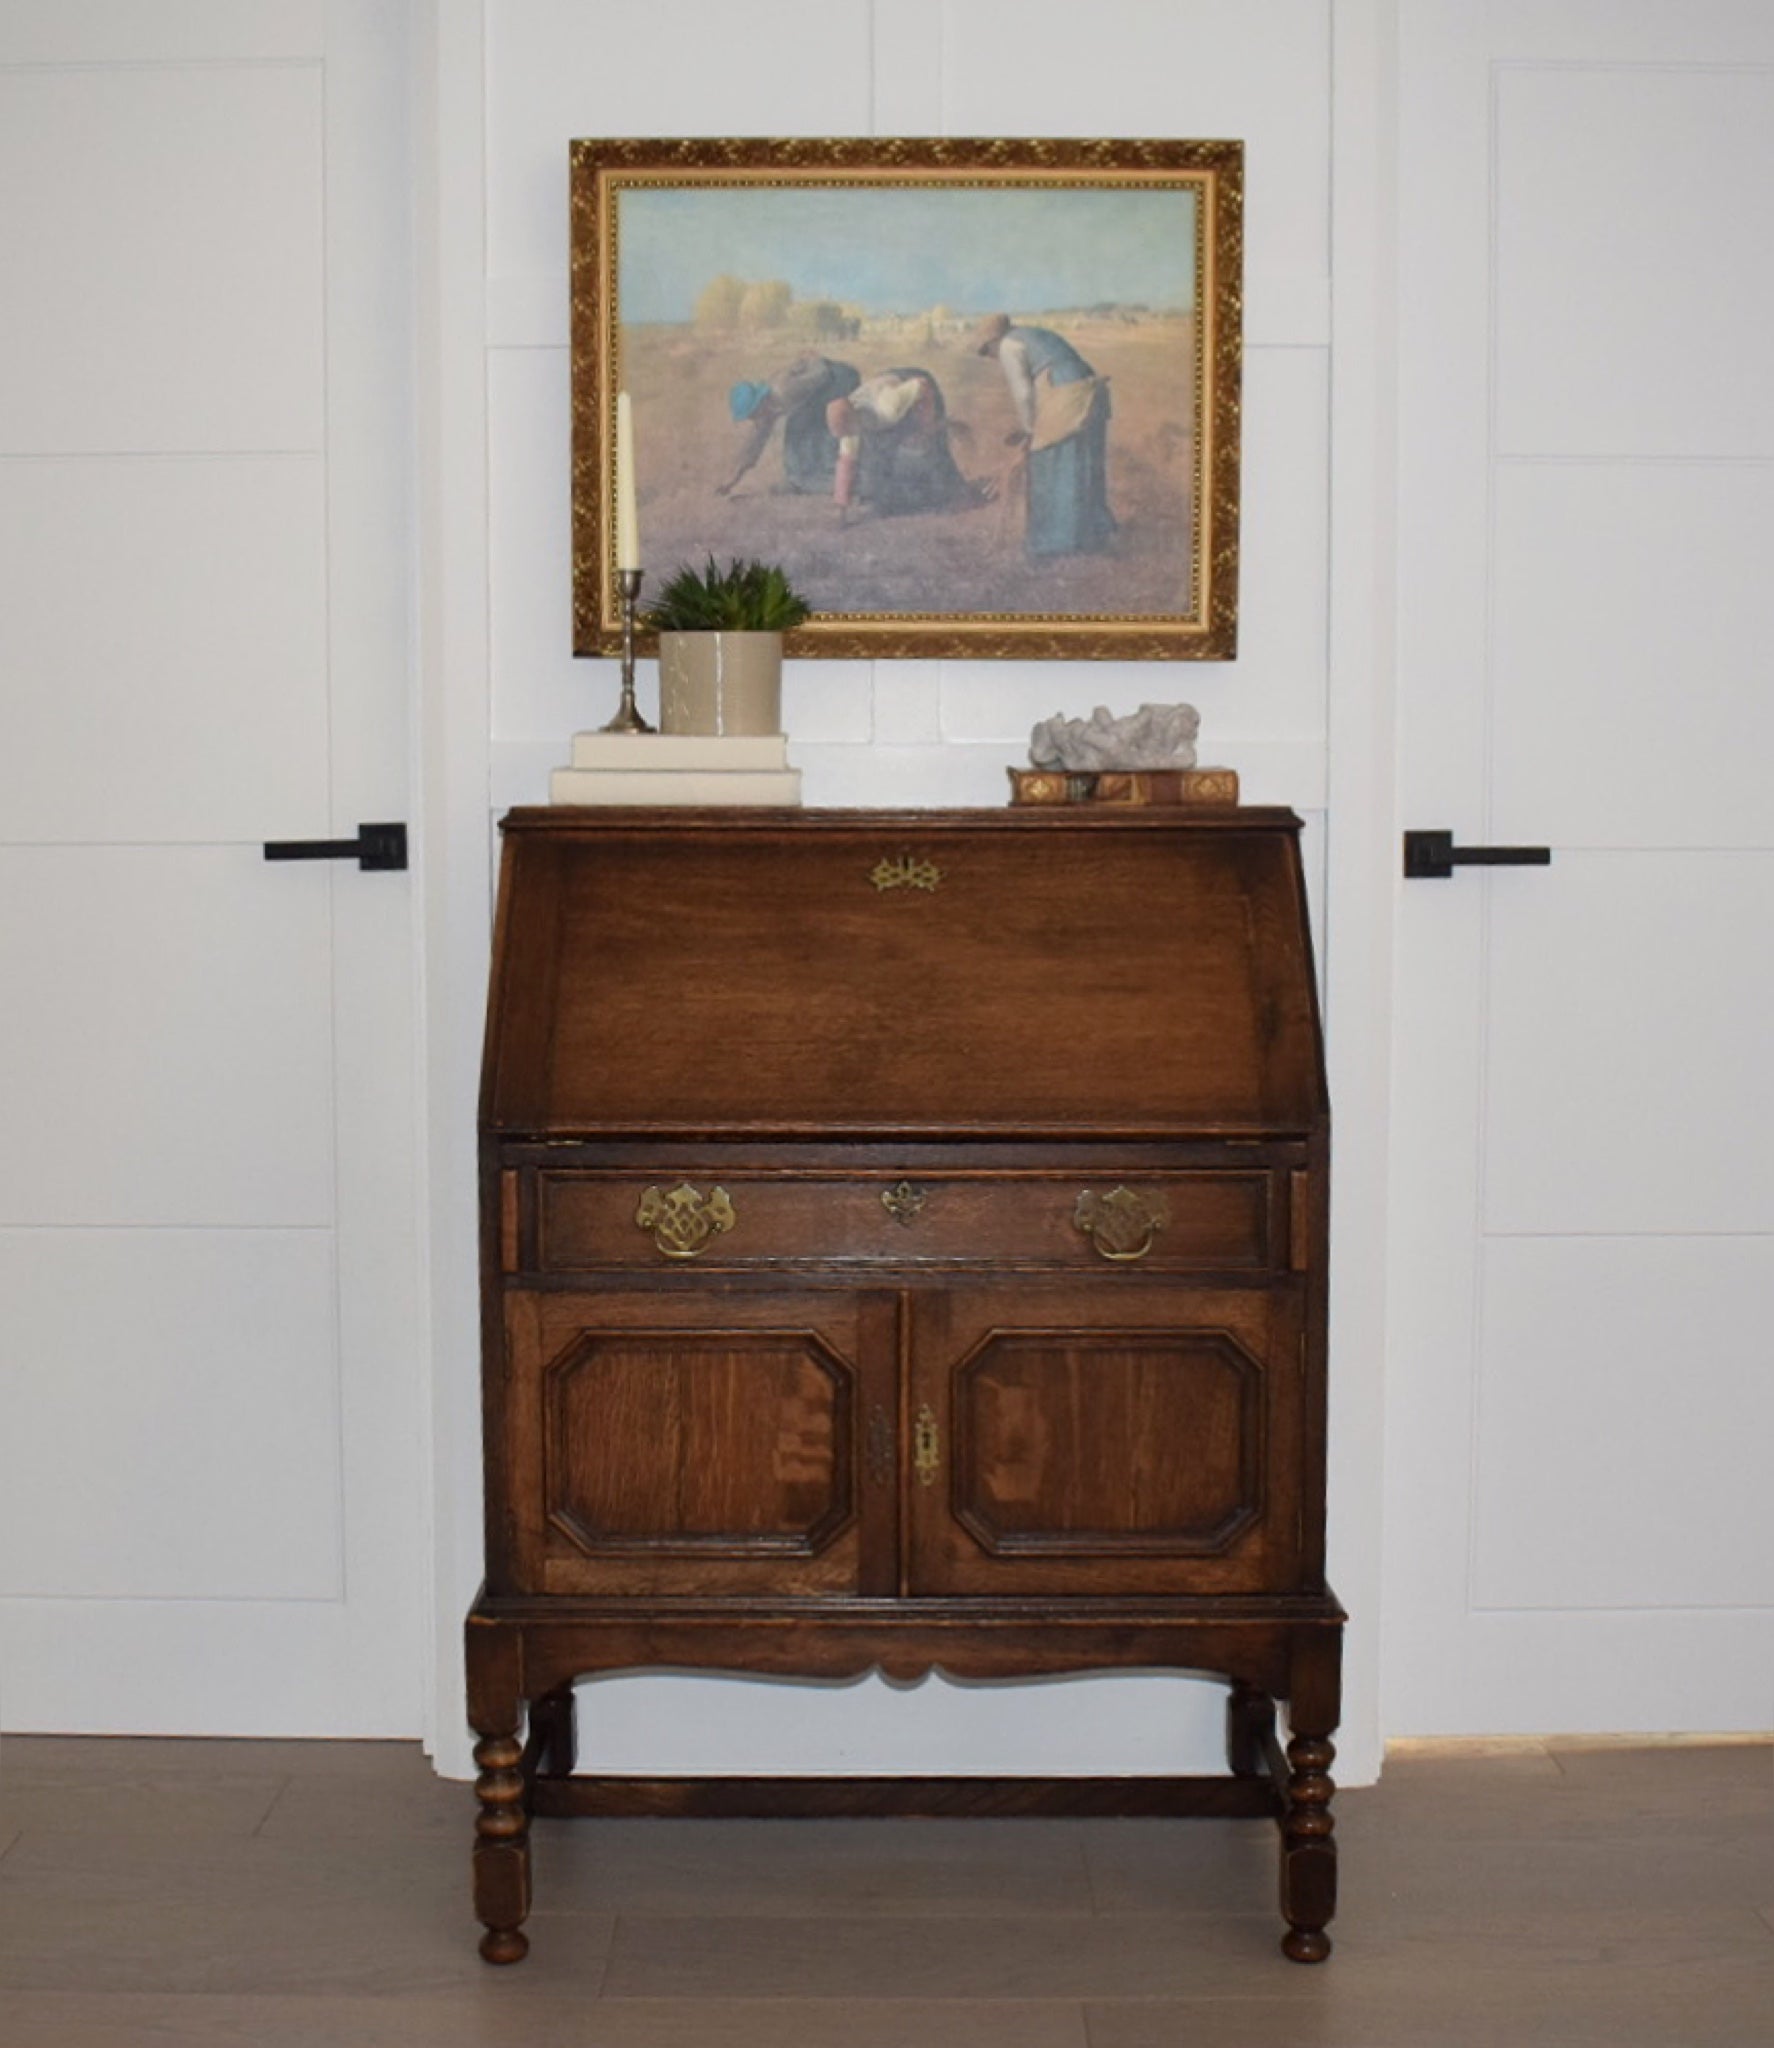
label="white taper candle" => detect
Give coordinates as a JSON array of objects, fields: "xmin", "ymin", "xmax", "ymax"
[{"xmin": 614, "ymin": 390, "xmax": 640, "ymax": 571}]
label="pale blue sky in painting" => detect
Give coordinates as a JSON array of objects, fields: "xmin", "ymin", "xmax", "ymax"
[{"xmin": 616, "ymin": 185, "xmax": 1198, "ymax": 323}]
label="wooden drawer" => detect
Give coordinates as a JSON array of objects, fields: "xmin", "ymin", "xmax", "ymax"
[{"xmin": 519, "ymin": 1168, "xmax": 1291, "ymax": 1274}]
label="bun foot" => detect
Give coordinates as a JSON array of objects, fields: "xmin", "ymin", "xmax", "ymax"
[
  {"xmin": 479, "ymin": 1926, "xmax": 529, "ymax": 1965},
  {"xmin": 1282, "ymin": 1926, "xmax": 1332, "ymax": 1964}
]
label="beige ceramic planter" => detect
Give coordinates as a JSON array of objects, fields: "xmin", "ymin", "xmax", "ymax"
[{"xmin": 657, "ymin": 631, "xmax": 784, "ymax": 737}]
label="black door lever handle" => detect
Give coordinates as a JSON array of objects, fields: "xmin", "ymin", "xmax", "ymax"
[
  {"xmin": 1403, "ymin": 830, "xmax": 1550, "ymax": 879},
  {"xmin": 264, "ymin": 822, "xmax": 408, "ymax": 871}
]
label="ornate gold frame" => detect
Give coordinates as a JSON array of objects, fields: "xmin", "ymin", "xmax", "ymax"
[{"xmin": 570, "ymin": 137, "xmax": 1243, "ymax": 662}]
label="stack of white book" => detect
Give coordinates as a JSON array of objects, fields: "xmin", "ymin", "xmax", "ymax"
[{"xmin": 548, "ymin": 733, "xmax": 802, "ymax": 806}]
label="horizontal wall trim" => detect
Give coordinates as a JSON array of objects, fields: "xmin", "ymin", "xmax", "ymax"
[
  {"xmin": 1496, "ymin": 452, "xmax": 1774, "ymax": 469},
  {"xmin": 0, "ymin": 1223, "xmax": 334, "ymax": 1234},
  {"xmin": 0, "ymin": 449, "xmax": 322, "ymax": 463},
  {"xmin": 0, "ymin": 58, "xmax": 324, "ymax": 76},
  {"xmin": 0, "ymin": 1593, "xmax": 348, "ymax": 1608},
  {"xmin": 1472, "ymin": 847, "xmax": 1774, "ymax": 858},
  {"xmin": 1493, "ymin": 58, "xmax": 1774, "ymax": 78},
  {"xmin": 0, "ymin": 840, "xmax": 344, "ymax": 851},
  {"xmin": 1483, "ymin": 1229, "xmax": 1774, "ymax": 1241},
  {"xmin": 1470, "ymin": 1602, "xmax": 1774, "ymax": 1617}
]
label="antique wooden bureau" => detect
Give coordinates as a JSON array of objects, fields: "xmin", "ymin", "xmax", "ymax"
[{"xmin": 467, "ymin": 806, "xmax": 1343, "ymax": 1963}]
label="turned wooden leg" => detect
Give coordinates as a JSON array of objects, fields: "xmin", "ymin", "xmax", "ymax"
[
  {"xmin": 473, "ymin": 1728, "xmax": 532, "ymax": 1964},
  {"xmin": 1277, "ymin": 1625, "xmax": 1340, "ymax": 1962},
  {"xmin": 529, "ymin": 1683, "xmax": 578, "ymax": 1779},
  {"xmin": 466, "ymin": 1613, "xmax": 534, "ymax": 1962},
  {"xmin": 1280, "ymin": 1728, "xmax": 1337, "ymax": 1962},
  {"xmin": 1226, "ymin": 1679, "xmax": 1276, "ymax": 1778}
]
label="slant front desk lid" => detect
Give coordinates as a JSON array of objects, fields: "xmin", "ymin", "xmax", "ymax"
[{"xmin": 482, "ymin": 809, "xmax": 1326, "ymax": 1139}]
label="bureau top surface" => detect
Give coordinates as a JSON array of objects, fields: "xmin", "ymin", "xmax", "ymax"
[{"xmin": 481, "ymin": 809, "xmax": 1326, "ymax": 1139}]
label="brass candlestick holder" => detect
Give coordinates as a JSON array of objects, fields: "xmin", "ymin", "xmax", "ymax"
[{"xmin": 600, "ymin": 567, "xmax": 655, "ymax": 734}]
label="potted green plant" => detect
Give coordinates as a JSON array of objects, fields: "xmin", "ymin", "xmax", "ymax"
[{"xmin": 645, "ymin": 557, "xmax": 812, "ymax": 738}]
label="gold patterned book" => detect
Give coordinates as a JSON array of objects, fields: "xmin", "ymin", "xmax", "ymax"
[{"xmin": 1008, "ymin": 766, "xmax": 1239, "ymax": 807}]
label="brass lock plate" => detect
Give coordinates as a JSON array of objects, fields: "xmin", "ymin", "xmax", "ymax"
[{"xmin": 912, "ymin": 1403, "xmax": 941, "ymax": 1486}]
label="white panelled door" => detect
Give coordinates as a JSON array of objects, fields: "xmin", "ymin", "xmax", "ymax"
[
  {"xmin": 1386, "ymin": 0, "xmax": 1774, "ymax": 1733},
  {"xmin": 0, "ymin": 4, "xmax": 422, "ymax": 1734}
]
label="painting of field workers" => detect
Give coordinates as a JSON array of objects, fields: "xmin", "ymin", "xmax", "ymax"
[{"xmin": 613, "ymin": 180, "xmax": 1205, "ymax": 625}]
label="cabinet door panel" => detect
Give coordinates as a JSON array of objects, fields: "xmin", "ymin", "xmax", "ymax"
[
  {"xmin": 908, "ymin": 1283, "xmax": 1302, "ymax": 1596},
  {"xmin": 503, "ymin": 1290, "xmax": 895, "ymax": 1597}
]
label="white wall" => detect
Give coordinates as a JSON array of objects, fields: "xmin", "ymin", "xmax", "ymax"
[
  {"xmin": 483, "ymin": 0, "xmax": 1334, "ymax": 823},
  {"xmin": 420, "ymin": 0, "xmax": 1393, "ymax": 1783}
]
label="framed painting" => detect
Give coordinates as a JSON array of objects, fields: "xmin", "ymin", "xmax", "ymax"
[{"xmin": 570, "ymin": 137, "xmax": 1243, "ymax": 661}]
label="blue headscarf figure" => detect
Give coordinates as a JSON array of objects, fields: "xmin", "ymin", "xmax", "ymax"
[{"xmin": 729, "ymin": 380, "xmax": 771, "ymax": 422}]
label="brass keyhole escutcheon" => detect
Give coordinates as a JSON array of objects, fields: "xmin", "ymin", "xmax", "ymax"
[
  {"xmin": 881, "ymin": 1180, "xmax": 927, "ymax": 1227},
  {"xmin": 870, "ymin": 852, "xmax": 942, "ymax": 893},
  {"xmin": 1074, "ymin": 1186, "xmax": 1170, "ymax": 1263},
  {"xmin": 912, "ymin": 1404, "xmax": 941, "ymax": 1487},
  {"xmin": 635, "ymin": 1183, "xmax": 736, "ymax": 1259}
]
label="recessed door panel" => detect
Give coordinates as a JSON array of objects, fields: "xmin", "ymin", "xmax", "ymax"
[
  {"xmin": 952, "ymin": 1329, "xmax": 1265, "ymax": 1557},
  {"xmin": 909, "ymin": 1283, "xmax": 1302, "ymax": 1596},
  {"xmin": 545, "ymin": 1331, "xmax": 851, "ymax": 1555},
  {"xmin": 506, "ymin": 1289, "xmax": 895, "ymax": 1597}
]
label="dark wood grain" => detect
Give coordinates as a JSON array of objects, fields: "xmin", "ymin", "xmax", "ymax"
[
  {"xmin": 507, "ymin": 1288, "xmax": 881, "ymax": 1598},
  {"xmin": 470, "ymin": 1732, "xmax": 529, "ymax": 1964},
  {"xmin": 472, "ymin": 1596, "xmax": 1337, "ymax": 1700},
  {"xmin": 483, "ymin": 810, "xmax": 1323, "ymax": 1139},
  {"xmin": 1279, "ymin": 1627, "xmax": 1342, "ymax": 1962},
  {"xmin": 533, "ymin": 1166, "xmax": 1280, "ymax": 1275},
  {"xmin": 468, "ymin": 808, "xmax": 1340, "ymax": 1966},
  {"xmin": 1225, "ymin": 1680, "xmax": 1276, "ymax": 1780},
  {"xmin": 525, "ymin": 1685, "xmax": 577, "ymax": 1782},
  {"xmin": 909, "ymin": 1282, "xmax": 1300, "ymax": 1597},
  {"xmin": 526, "ymin": 1775, "xmax": 1282, "ymax": 1820}
]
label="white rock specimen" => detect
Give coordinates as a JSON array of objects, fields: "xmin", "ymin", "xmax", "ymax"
[{"xmin": 1029, "ymin": 702, "xmax": 1200, "ymax": 771}]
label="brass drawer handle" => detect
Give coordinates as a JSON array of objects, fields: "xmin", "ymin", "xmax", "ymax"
[
  {"xmin": 1074, "ymin": 1186, "xmax": 1170, "ymax": 1263},
  {"xmin": 635, "ymin": 1183, "xmax": 736, "ymax": 1259},
  {"xmin": 912, "ymin": 1403, "xmax": 941, "ymax": 1486}
]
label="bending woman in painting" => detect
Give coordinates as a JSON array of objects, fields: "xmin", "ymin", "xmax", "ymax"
[
  {"xmin": 974, "ymin": 314, "xmax": 1116, "ymax": 557},
  {"xmin": 825, "ymin": 368, "xmax": 987, "ymax": 521},
  {"xmin": 719, "ymin": 353, "xmax": 861, "ymax": 496}
]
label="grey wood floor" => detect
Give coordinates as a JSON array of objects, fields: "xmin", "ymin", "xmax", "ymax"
[{"xmin": 0, "ymin": 1734, "xmax": 1768, "ymax": 2045}]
